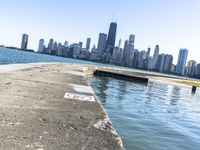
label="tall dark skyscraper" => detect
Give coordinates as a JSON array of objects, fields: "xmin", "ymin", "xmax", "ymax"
[
  {"xmin": 86, "ymin": 38, "xmax": 91, "ymax": 50},
  {"xmin": 105, "ymin": 22, "xmax": 117, "ymax": 54},
  {"xmin": 21, "ymin": 34, "xmax": 29, "ymax": 50}
]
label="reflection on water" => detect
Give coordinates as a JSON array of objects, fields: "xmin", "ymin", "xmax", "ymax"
[{"xmin": 88, "ymin": 77, "xmax": 200, "ymax": 150}]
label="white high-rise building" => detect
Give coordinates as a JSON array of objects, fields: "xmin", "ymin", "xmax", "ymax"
[{"xmin": 176, "ymin": 48, "xmax": 188, "ymax": 75}]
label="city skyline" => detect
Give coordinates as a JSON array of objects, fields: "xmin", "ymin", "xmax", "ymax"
[
  {"xmin": 15, "ymin": 21, "xmax": 198, "ymax": 78},
  {"xmin": 0, "ymin": 0, "xmax": 200, "ymax": 63}
]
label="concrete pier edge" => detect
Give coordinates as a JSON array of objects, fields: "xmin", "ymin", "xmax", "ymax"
[{"xmin": 0, "ymin": 63, "xmax": 126, "ymax": 150}]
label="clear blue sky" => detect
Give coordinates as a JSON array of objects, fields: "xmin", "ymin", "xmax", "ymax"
[{"xmin": 0, "ymin": 0, "xmax": 200, "ymax": 63}]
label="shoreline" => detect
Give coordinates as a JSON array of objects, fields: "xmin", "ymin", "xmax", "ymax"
[{"xmin": 1, "ymin": 62, "xmax": 199, "ymax": 88}]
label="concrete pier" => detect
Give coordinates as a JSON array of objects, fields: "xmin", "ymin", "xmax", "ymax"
[
  {"xmin": 94, "ymin": 70, "xmax": 149, "ymax": 84},
  {"xmin": 0, "ymin": 63, "xmax": 123, "ymax": 150}
]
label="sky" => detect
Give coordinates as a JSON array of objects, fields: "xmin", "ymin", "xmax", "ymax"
[{"xmin": 0, "ymin": 0, "xmax": 200, "ymax": 64}]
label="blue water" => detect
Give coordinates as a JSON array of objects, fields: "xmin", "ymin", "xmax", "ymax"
[
  {"xmin": 0, "ymin": 47, "xmax": 104, "ymax": 66},
  {"xmin": 89, "ymin": 77, "xmax": 200, "ymax": 150}
]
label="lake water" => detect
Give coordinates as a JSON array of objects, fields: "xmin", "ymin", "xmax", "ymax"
[
  {"xmin": 0, "ymin": 47, "xmax": 104, "ymax": 66},
  {"xmin": 89, "ymin": 77, "xmax": 200, "ymax": 150}
]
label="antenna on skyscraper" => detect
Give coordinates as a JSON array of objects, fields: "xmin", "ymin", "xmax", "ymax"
[
  {"xmin": 112, "ymin": 10, "xmax": 115, "ymax": 22},
  {"xmin": 115, "ymin": 14, "xmax": 118, "ymax": 23}
]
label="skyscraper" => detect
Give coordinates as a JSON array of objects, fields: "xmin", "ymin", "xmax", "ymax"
[
  {"xmin": 163, "ymin": 54, "xmax": 173, "ymax": 73},
  {"xmin": 38, "ymin": 39, "xmax": 45, "ymax": 53},
  {"xmin": 79, "ymin": 42, "xmax": 83, "ymax": 48},
  {"xmin": 97, "ymin": 33, "xmax": 107, "ymax": 50},
  {"xmin": 156, "ymin": 54, "xmax": 165, "ymax": 72},
  {"xmin": 21, "ymin": 34, "xmax": 29, "ymax": 50},
  {"xmin": 86, "ymin": 38, "xmax": 91, "ymax": 50},
  {"xmin": 195, "ymin": 64, "xmax": 200, "ymax": 78},
  {"xmin": 47, "ymin": 38, "xmax": 54, "ymax": 53},
  {"xmin": 153, "ymin": 45, "xmax": 159, "ymax": 64},
  {"xmin": 122, "ymin": 34, "xmax": 135, "ymax": 67},
  {"xmin": 147, "ymin": 47, "xmax": 151, "ymax": 59},
  {"xmin": 187, "ymin": 60, "xmax": 196, "ymax": 77},
  {"xmin": 105, "ymin": 22, "xmax": 117, "ymax": 54},
  {"xmin": 176, "ymin": 48, "xmax": 188, "ymax": 75}
]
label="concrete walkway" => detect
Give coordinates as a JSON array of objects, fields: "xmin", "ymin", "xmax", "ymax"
[{"xmin": 0, "ymin": 63, "xmax": 123, "ymax": 150}]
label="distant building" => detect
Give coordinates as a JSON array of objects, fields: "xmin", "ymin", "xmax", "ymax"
[
  {"xmin": 68, "ymin": 43, "xmax": 81, "ymax": 58},
  {"xmin": 146, "ymin": 47, "xmax": 151, "ymax": 59},
  {"xmin": 110, "ymin": 46, "xmax": 123, "ymax": 65},
  {"xmin": 176, "ymin": 48, "xmax": 188, "ymax": 75},
  {"xmin": 79, "ymin": 48, "xmax": 90, "ymax": 60},
  {"xmin": 79, "ymin": 42, "xmax": 83, "ymax": 48},
  {"xmin": 156, "ymin": 54, "xmax": 165, "ymax": 72},
  {"xmin": 153, "ymin": 45, "xmax": 159, "ymax": 66},
  {"xmin": 97, "ymin": 33, "xmax": 107, "ymax": 59},
  {"xmin": 86, "ymin": 38, "xmax": 91, "ymax": 50},
  {"xmin": 21, "ymin": 34, "xmax": 29, "ymax": 50},
  {"xmin": 195, "ymin": 64, "xmax": 200, "ymax": 78},
  {"xmin": 64, "ymin": 41, "xmax": 69, "ymax": 47},
  {"xmin": 187, "ymin": 60, "xmax": 196, "ymax": 77},
  {"xmin": 147, "ymin": 57, "xmax": 156, "ymax": 70},
  {"xmin": 122, "ymin": 34, "xmax": 135, "ymax": 67},
  {"xmin": 38, "ymin": 39, "xmax": 45, "ymax": 53},
  {"xmin": 163, "ymin": 54, "xmax": 173, "ymax": 73},
  {"xmin": 47, "ymin": 39, "xmax": 54, "ymax": 53},
  {"xmin": 106, "ymin": 22, "xmax": 117, "ymax": 53},
  {"xmin": 90, "ymin": 45, "xmax": 101, "ymax": 61},
  {"xmin": 138, "ymin": 50, "xmax": 147, "ymax": 69},
  {"xmin": 104, "ymin": 22, "xmax": 117, "ymax": 63},
  {"xmin": 132, "ymin": 49, "xmax": 140, "ymax": 68}
]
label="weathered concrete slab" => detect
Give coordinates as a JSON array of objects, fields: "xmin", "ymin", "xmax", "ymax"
[{"xmin": 0, "ymin": 63, "xmax": 123, "ymax": 150}]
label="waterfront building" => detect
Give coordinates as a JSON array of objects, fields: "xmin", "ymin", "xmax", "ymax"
[
  {"xmin": 57, "ymin": 43, "xmax": 63, "ymax": 56},
  {"xmin": 79, "ymin": 48, "xmax": 90, "ymax": 60},
  {"xmin": 68, "ymin": 43, "xmax": 81, "ymax": 58},
  {"xmin": 187, "ymin": 60, "xmax": 196, "ymax": 77},
  {"xmin": 110, "ymin": 46, "xmax": 123, "ymax": 65},
  {"xmin": 90, "ymin": 45, "xmax": 101, "ymax": 61},
  {"xmin": 97, "ymin": 33, "xmax": 107, "ymax": 59},
  {"xmin": 62, "ymin": 46, "xmax": 70, "ymax": 57},
  {"xmin": 176, "ymin": 48, "xmax": 188, "ymax": 75},
  {"xmin": 64, "ymin": 41, "xmax": 69, "ymax": 47},
  {"xmin": 171, "ymin": 64, "xmax": 176, "ymax": 73},
  {"xmin": 153, "ymin": 45, "xmax": 160, "ymax": 67},
  {"xmin": 163, "ymin": 54, "xmax": 173, "ymax": 73},
  {"xmin": 195, "ymin": 64, "xmax": 200, "ymax": 78},
  {"xmin": 122, "ymin": 34, "xmax": 135, "ymax": 67},
  {"xmin": 21, "ymin": 34, "xmax": 29, "ymax": 50},
  {"xmin": 147, "ymin": 47, "xmax": 151, "ymax": 59},
  {"xmin": 86, "ymin": 38, "xmax": 91, "ymax": 50},
  {"xmin": 79, "ymin": 42, "xmax": 83, "ymax": 48},
  {"xmin": 38, "ymin": 39, "xmax": 45, "ymax": 53},
  {"xmin": 47, "ymin": 39, "xmax": 54, "ymax": 53},
  {"xmin": 147, "ymin": 57, "xmax": 156, "ymax": 71},
  {"xmin": 132, "ymin": 49, "xmax": 139, "ymax": 68},
  {"xmin": 156, "ymin": 54, "xmax": 165, "ymax": 72},
  {"xmin": 138, "ymin": 50, "xmax": 147, "ymax": 69}
]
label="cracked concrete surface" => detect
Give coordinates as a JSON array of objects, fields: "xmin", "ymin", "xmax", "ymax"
[{"xmin": 0, "ymin": 63, "xmax": 123, "ymax": 150}]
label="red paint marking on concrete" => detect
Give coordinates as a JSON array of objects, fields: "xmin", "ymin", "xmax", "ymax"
[{"xmin": 64, "ymin": 93, "xmax": 95, "ymax": 102}]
